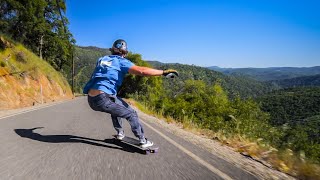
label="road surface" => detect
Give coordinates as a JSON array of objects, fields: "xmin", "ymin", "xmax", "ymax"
[{"xmin": 0, "ymin": 97, "xmax": 257, "ymax": 180}]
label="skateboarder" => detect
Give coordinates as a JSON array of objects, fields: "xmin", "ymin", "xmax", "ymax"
[{"xmin": 83, "ymin": 39, "xmax": 178, "ymax": 148}]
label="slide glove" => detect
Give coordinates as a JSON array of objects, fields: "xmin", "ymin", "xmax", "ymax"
[{"xmin": 163, "ymin": 69, "xmax": 179, "ymax": 78}]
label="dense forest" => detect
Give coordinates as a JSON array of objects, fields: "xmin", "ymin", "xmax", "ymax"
[
  {"xmin": 209, "ymin": 66, "xmax": 320, "ymax": 81},
  {"xmin": 258, "ymin": 87, "xmax": 320, "ymax": 126},
  {"xmin": 269, "ymin": 74, "xmax": 320, "ymax": 88},
  {"xmin": 257, "ymin": 87, "xmax": 320, "ymax": 161}
]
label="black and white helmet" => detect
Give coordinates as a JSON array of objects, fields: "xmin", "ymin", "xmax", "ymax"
[{"xmin": 111, "ymin": 39, "xmax": 128, "ymax": 55}]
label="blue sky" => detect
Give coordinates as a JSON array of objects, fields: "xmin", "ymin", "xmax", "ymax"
[{"xmin": 66, "ymin": 0, "xmax": 320, "ymax": 68}]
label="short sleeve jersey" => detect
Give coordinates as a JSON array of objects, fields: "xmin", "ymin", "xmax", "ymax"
[{"xmin": 83, "ymin": 55, "xmax": 134, "ymax": 95}]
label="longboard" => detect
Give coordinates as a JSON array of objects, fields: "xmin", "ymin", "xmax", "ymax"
[{"xmin": 113, "ymin": 135, "xmax": 159, "ymax": 154}]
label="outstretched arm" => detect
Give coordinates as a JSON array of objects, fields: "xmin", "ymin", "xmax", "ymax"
[
  {"xmin": 128, "ymin": 65, "xmax": 164, "ymax": 76},
  {"xmin": 128, "ymin": 65, "xmax": 179, "ymax": 78}
]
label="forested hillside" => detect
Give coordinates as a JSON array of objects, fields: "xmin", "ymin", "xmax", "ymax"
[
  {"xmin": 270, "ymin": 74, "xmax": 320, "ymax": 88},
  {"xmin": 136, "ymin": 60, "xmax": 320, "ymax": 171},
  {"xmin": 257, "ymin": 87, "xmax": 320, "ymax": 164},
  {"xmin": 73, "ymin": 46, "xmax": 110, "ymax": 92},
  {"xmin": 208, "ymin": 66, "xmax": 320, "ymax": 81},
  {"xmin": 258, "ymin": 87, "xmax": 320, "ymax": 126},
  {"xmin": 148, "ymin": 61, "xmax": 277, "ymax": 98}
]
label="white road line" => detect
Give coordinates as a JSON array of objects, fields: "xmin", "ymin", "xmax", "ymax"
[
  {"xmin": 0, "ymin": 100, "xmax": 72, "ymax": 120},
  {"xmin": 141, "ymin": 119, "xmax": 233, "ymax": 180}
]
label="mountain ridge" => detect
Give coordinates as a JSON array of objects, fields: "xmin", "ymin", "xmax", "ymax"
[
  {"xmin": 147, "ymin": 61, "xmax": 276, "ymax": 98},
  {"xmin": 207, "ymin": 66, "xmax": 320, "ymax": 81}
]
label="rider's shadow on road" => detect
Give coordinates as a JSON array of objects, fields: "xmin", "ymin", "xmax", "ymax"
[{"xmin": 14, "ymin": 127, "xmax": 136, "ymax": 153}]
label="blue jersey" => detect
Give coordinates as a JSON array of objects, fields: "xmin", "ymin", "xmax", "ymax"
[{"xmin": 83, "ymin": 55, "xmax": 134, "ymax": 95}]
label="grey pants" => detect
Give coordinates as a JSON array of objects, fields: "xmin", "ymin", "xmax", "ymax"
[{"xmin": 87, "ymin": 93, "xmax": 145, "ymax": 139}]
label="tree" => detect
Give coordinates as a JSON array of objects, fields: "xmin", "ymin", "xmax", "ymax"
[{"xmin": 0, "ymin": 0, "xmax": 74, "ymax": 74}]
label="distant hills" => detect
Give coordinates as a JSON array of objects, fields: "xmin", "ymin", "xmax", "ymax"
[
  {"xmin": 207, "ymin": 66, "xmax": 320, "ymax": 81},
  {"xmin": 270, "ymin": 74, "xmax": 320, "ymax": 88},
  {"xmin": 147, "ymin": 61, "xmax": 276, "ymax": 98}
]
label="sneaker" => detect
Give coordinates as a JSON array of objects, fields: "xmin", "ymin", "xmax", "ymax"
[
  {"xmin": 140, "ymin": 138, "xmax": 154, "ymax": 148},
  {"xmin": 116, "ymin": 132, "xmax": 125, "ymax": 140}
]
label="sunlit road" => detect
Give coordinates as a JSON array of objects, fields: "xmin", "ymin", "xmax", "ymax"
[{"xmin": 0, "ymin": 97, "xmax": 257, "ymax": 180}]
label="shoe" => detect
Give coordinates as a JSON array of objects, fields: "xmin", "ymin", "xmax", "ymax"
[
  {"xmin": 140, "ymin": 138, "xmax": 154, "ymax": 148},
  {"xmin": 116, "ymin": 132, "xmax": 125, "ymax": 140}
]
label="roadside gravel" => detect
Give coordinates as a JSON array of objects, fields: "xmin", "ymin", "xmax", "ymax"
[{"xmin": 136, "ymin": 108, "xmax": 295, "ymax": 180}]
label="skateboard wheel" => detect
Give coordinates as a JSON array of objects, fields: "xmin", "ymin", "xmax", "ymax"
[{"xmin": 153, "ymin": 149, "xmax": 159, "ymax": 153}]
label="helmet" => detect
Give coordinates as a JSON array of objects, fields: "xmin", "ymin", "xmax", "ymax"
[{"xmin": 112, "ymin": 39, "xmax": 127, "ymax": 52}]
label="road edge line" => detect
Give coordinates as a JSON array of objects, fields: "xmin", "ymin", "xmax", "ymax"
[{"xmin": 140, "ymin": 119, "xmax": 233, "ymax": 180}]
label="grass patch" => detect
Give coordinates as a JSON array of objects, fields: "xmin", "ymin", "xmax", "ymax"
[{"xmin": 7, "ymin": 44, "xmax": 71, "ymax": 91}]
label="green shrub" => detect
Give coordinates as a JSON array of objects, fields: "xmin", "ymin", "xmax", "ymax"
[
  {"xmin": 0, "ymin": 61, "xmax": 5, "ymax": 67},
  {"xmin": 15, "ymin": 51, "xmax": 27, "ymax": 63}
]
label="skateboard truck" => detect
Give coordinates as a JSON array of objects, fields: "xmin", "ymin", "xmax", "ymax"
[{"xmin": 113, "ymin": 135, "xmax": 159, "ymax": 155}]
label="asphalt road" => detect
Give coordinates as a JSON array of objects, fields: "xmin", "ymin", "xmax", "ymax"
[{"xmin": 0, "ymin": 97, "xmax": 257, "ymax": 180}]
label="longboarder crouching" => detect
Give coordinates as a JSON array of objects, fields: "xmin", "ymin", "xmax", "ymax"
[{"xmin": 83, "ymin": 39, "xmax": 178, "ymax": 148}]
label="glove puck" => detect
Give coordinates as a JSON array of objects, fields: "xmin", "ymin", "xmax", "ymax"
[{"xmin": 165, "ymin": 73, "xmax": 176, "ymax": 79}]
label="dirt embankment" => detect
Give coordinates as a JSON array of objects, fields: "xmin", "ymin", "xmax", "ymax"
[
  {"xmin": 0, "ymin": 72, "xmax": 72, "ymax": 109},
  {"xmin": 0, "ymin": 36, "xmax": 72, "ymax": 109}
]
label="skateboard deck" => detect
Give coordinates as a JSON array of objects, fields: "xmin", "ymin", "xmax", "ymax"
[{"xmin": 113, "ymin": 135, "xmax": 159, "ymax": 154}]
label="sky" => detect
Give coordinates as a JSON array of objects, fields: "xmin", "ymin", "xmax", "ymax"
[{"xmin": 66, "ymin": 0, "xmax": 320, "ymax": 68}]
